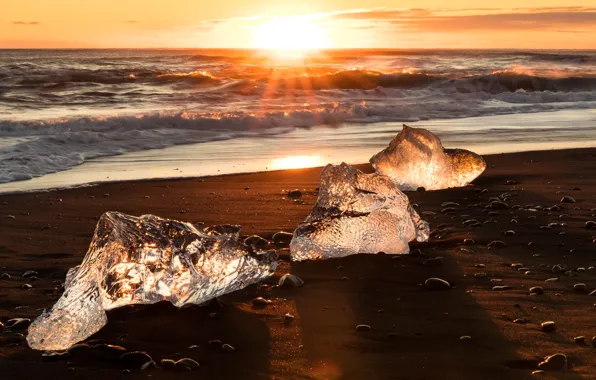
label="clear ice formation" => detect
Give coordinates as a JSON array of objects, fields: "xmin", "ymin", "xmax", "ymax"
[
  {"xmin": 290, "ymin": 163, "xmax": 429, "ymax": 261},
  {"xmin": 370, "ymin": 125, "xmax": 486, "ymax": 191},
  {"xmin": 27, "ymin": 212, "xmax": 278, "ymax": 351}
]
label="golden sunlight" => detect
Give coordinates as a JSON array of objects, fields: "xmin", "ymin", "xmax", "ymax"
[
  {"xmin": 269, "ymin": 155, "xmax": 325, "ymax": 170},
  {"xmin": 252, "ymin": 17, "xmax": 330, "ymax": 56}
]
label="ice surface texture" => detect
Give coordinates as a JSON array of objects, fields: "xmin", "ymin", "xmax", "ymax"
[
  {"xmin": 370, "ymin": 125, "xmax": 486, "ymax": 191},
  {"xmin": 290, "ymin": 163, "xmax": 429, "ymax": 261},
  {"xmin": 27, "ymin": 212, "xmax": 278, "ymax": 351}
]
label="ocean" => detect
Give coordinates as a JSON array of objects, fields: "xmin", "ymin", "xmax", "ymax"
[{"xmin": 1, "ymin": 49, "xmax": 596, "ymax": 192}]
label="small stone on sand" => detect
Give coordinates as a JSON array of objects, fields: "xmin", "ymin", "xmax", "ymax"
[
  {"xmin": 541, "ymin": 321, "xmax": 556, "ymax": 332},
  {"xmin": 356, "ymin": 324, "xmax": 372, "ymax": 332},
  {"xmin": 174, "ymin": 358, "xmax": 200, "ymax": 371},
  {"xmin": 537, "ymin": 353, "xmax": 567, "ymax": 371},
  {"xmin": 529, "ymin": 286, "xmax": 544, "ymax": 295},
  {"xmin": 278, "ymin": 273, "xmax": 304, "ymax": 288},
  {"xmin": 424, "ymin": 278, "xmax": 451, "ymax": 290}
]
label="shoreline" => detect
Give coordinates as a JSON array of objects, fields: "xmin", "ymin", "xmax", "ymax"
[{"xmin": 2, "ymin": 106, "xmax": 596, "ymax": 194}]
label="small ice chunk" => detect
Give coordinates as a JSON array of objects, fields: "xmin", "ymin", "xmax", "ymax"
[
  {"xmin": 370, "ymin": 125, "xmax": 486, "ymax": 190},
  {"xmin": 27, "ymin": 212, "xmax": 278, "ymax": 351},
  {"xmin": 290, "ymin": 163, "xmax": 429, "ymax": 261}
]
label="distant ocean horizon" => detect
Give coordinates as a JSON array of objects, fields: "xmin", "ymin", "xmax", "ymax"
[{"xmin": 1, "ymin": 48, "xmax": 596, "ymax": 190}]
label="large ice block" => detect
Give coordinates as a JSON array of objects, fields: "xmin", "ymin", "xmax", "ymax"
[
  {"xmin": 27, "ymin": 212, "xmax": 278, "ymax": 351},
  {"xmin": 370, "ymin": 125, "xmax": 486, "ymax": 191},
  {"xmin": 290, "ymin": 163, "xmax": 429, "ymax": 261}
]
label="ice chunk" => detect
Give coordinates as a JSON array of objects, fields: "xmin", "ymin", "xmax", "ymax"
[
  {"xmin": 27, "ymin": 212, "xmax": 278, "ymax": 351},
  {"xmin": 370, "ymin": 125, "xmax": 486, "ymax": 191},
  {"xmin": 290, "ymin": 163, "xmax": 429, "ymax": 261}
]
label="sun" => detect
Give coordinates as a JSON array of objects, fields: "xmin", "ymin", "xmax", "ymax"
[{"xmin": 252, "ymin": 16, "xmax": 330, "ymax": 56}]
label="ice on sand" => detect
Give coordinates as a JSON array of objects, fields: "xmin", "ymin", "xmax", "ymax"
[
  {"xmin": 290, "ymin": 163, "xmax": 429, "ymax": 261},
  {"xmin": 27, "ymin": 212, "xmax": 278, "ymax": 351},
  {"xmin": 370, "ymin": 125, "xmax": 486, "ymax": 191}
]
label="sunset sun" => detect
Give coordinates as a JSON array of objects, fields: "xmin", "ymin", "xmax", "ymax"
[{"xmin": 252, "ymin": 17, "xmax": 330, "ymax": 55}]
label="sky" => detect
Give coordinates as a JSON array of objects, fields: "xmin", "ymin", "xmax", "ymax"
[{"xmin": 2, "ymin": 0, "xmax": 596, "ymax": 49}]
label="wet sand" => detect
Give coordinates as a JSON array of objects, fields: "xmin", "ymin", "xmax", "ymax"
[{"xmin": 1, "ymin": 148, "xmax": 596, "ymax": 379}]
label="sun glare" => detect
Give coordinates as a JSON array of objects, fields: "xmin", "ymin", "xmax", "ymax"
[
  {"xmin": 269, "ymin": 155, "xmax": 325, "ymax": 170},
  {"xmin": 252, "ymin": 17, "xmax": 330, "ymax": 56}
]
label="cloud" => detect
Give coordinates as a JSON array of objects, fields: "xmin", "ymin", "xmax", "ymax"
[
  {"xmin": 320, "ymin": 7, "xmax": 596, "ymax": 33},
  {"xmin": 12, "ymin": 21, "xmax": 40, "ymax": 25}
]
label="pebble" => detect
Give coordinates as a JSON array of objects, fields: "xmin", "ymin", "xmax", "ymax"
[
  {"xmin": 278, "ymin": 273, "xmax": 304, "ymax": 288},
  {"xmin": 22, "ymin": 270, "xmax": 39, "ymax": 278},
  {"xmin": 541, "ymin": 321, "xmax": 556, "ymax": 332},
  {"xmin": 284, "ymin": 313, "xmax": 295, "ymax": 322},
  {"xmin": 222, "ymin": 344, "xmax": 235, "ymax": 353},
  {"xmin": 459, "ymin": 335, "xmax": 472, "ymax": 340},
  {"xmin": 174, "ymin": 358, "xmax": 200, "ymax": 371},
  {"xmin": 586, "ymin": 221, "xmax": 596, "ymax": 230},
  {"xmin": 492, "ymin": 285, "xmax": 513, "ymax": 291},
  {"xmin": 356, "ymin": 324, "xmax": 372, "ymax": 332},
  {"xmin": 574, "ymin": 336, "xmax": 585, "ymax": 345},
  {"xmin": 272, "ymin": 232, "xmax": 293, "ymax": 244},
  {"xmin": 424, "ymin": 278, "xmax": 451, "ymax": 290},
  {"xmin": 573, "ymin": 283, "xmax": 586, "ymax": 292},
  {"xmin": 474, "ymin": 273, "xmax": 488, "ymax": 279},
  {"xmin": 560, "ymin": 196, "xmax": 576, "ymax": 203},
  {"xmin": 463, "ymin": 238, "xmax": 475, "ymax": 245},
  {"xmin": 592, "ymin": 336, "xmax": 596, "ymax": 347},
  {"xmin": 120, "ymin": 352, "xmax": 154, "ymax": 369},
  {"xmin": 489, "ymin": 201, "xmax": 509, "ymax": 210},
  {"xmin": 160, "ymin": 359, "xmax": 176, "ymax": 370},
  {"xmin": 21, "ymin": 283, "xmax": 32, "ymax": 290},
  {"xmin": 6, "ymin": 215, "xmax": 15, "ymax": 219},
  {"xmin": 287, "ymin": 190, "xmax": 302, "ymax": 199},
  {"xmin": 6, "ymin": 318, "xmax": 31, "ymax": 330},
  {"xmin": 531, "ymin": 370, "xmax": 544, "ymax": 375},
  {"xmin": 252, "ymin": 297, "xmax": 270, "ymax": 307},
  {"xmin": 503, "ymin": 230, "xmax": 516, "ymax": 236},
  {"xmin": 487, "ymin": 240, "xmax": 506, "ymax": 249},
  {"xmin": 511, "ymin": 263, "xmax": 524, "ymax": 269},
  {"xmin": 423, "ymin": 257, "xmax": 444, "ymax": 267},
  {"xmin": 0, "ymin": 272, "xmax": 10, "ymax": 278},
  {"xmin": 529, "ymin": 286, "xmax": 544, "ymax": 295},
  {"xmin": 243, "ymin": 235, "xmax": 268, "ymax": 248},
  {"xmin": 513, "ymin": 319, "xmax": 526, "ymax": 324},
  {"xmin": 545, "ymin": 278, "xmax": 559, "ymax": 283},
  {"xmin": 537, "ymin": 353, "xmax": 567, "ymax": 371},
  {"xmin": 441, "ymin": 202, "xmax": 460, "ymax": 207}
]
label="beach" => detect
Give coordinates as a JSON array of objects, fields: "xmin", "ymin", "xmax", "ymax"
[{"xmin": 2, "ymin": 147, "xmax": 596, "ymax": 379}]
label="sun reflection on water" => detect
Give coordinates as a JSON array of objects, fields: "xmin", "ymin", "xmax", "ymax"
[{"xmin": 269, "ymin": 155, "xmax": 325, "ymax": 170}]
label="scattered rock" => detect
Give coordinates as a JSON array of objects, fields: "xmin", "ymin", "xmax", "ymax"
[
  {"xmin": 586, "ymin": 221, "xmax": 596, "ymax": 230},
  {"xmin": 490, "ymin": 201, "xmax": 509, "ymax": 210},
  {"xmin": 22, "ymin": 270, "xmax": 38, "ymax": 278},
  {"xmin": 424, "ymin": 278, "xmax": 451, "ymax": 290},
  {"xmin": 513, "ymin": 319, "xmax": 526, "ymax": 324},
  {"xmin": 243, "ymin": 235, "xmax": 268, "ymax": 248},
  {"xmin": 121, "ymin": 351, "xmax": 154, "ymax": 369},
  {"xmin": 160, "ymin": 359, "xmax": 176, "ymax": 370},
  {"xmin": 492, "ymin": 285, "xmax": 513, "ymax": 291},
  {"xmin": 537, "ymin": 353, "xmax": 567, "ymax": 371},
  {"xmin": 272, "ymin": 232, "xmax": 293, "ymax": 244},
  {"xmin": 174, "ymin": 358, "xmax": 200, "ymax": 371},
  {"xmin": 222, "ymin": 344, "xmax": 235, "ymax": 353},
  {"xmin": 541, "ymin": 321, "xmax": 556, "ymax": 332},
  {"xmin": 423, "ymin": 257, "xmax": 444, "ymax": 267},
  {"xmin": 529, "ymin": 286, "xmax": 544, "ymax": 295},
  {"xmin": 560, "ymin": 196, "xmax": 576, "ymax": 204},
  {"xmin": 503, "ymin": 230, "xmax": 516, "ymax": 236},
  {"xmin": 0, "ymin": 272, "xmax": 10, "ymax": 279},
  {"xmin": 356, "ymin": 324, "xmax": 372, "ymax": 332},
  {"xmin": 6, "ymin": 318, "xmax": 31, "ymax": 330},
  {"xmin": 573, "ymin": 283, "xmax": 586, "ymax": 292},
  {"xmin": 278, "ymin": 273, "xmax": 304, "ymax": 288},
  {"xmin": 21, "ymin": 284, "xmax": 32, "ymax": 290},
  {"xmin": 287, "ymin": 190, "xmax": 302, "ymax": 199},
  {"xmin": 574, "ymin": 336, "xmax": 585, "ymax": 345},
  {"xmin": 487, "ymin": 240, "xmax": 506, "ymax": 249},
  {"xmin": 252, "ymin": 297, "xmax": 270, "ymax": 307},
  {"xmin": 463, "ymin": 238, "xmax": 475, "ymax": 245}
]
